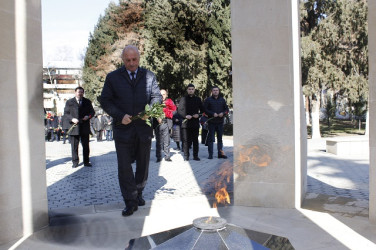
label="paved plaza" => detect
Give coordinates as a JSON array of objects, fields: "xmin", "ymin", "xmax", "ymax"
[
  {"xmin": 3, "ymin": 135, "xmax": 375, "ymax": 250},
  {"xmin": 46, "ymin": 137, "xmax": 235, "ymax": 211},
  {"xmin": 45, "ymin": 136, "xmax": 370, "ymax": 218}
]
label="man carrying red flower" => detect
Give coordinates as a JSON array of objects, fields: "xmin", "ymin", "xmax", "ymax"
[{"xmin": 154, "ymin": 89, "xmax": 176, "ymax": 162}]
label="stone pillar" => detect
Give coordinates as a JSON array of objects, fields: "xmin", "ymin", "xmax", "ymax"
[
  {"xmin": 231, "ymin": 0, "xmax": 307, "ymax": 208},
  {"xmin": 369, "ymin": 0, "xmax": 376, "ymax": 223},
  {"xmin": 0, "ymin": 0, "xmax": 48, "ymax": 244}
]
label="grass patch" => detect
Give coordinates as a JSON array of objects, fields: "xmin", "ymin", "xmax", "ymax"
[{"xmin": 307, "ymin": 119, "xmax": 366, "ymax": 138}]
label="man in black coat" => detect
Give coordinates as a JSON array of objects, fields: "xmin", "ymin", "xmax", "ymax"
[
  {"xmin": 64, "ymin": 87, "xmax": 95, "ymax": 168},
  {"xmin": 204, "ymin": 86, "xmax": 229, "ymax": 159},
  {"xmin": 100, "ymin": 45, "xmax": 162, "ymax": 217},
  {"xmin": 178, "ymin": 83, "xmax": 204, "ymax": 161}
]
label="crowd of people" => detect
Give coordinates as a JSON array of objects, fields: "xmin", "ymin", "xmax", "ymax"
[
  {"xmin": 47, "ymin": 45, "xmax": 230, "ymax": 217},
  {"xmin": 45, "ymin": 110, "xmax": 114, "ymax": 143}
]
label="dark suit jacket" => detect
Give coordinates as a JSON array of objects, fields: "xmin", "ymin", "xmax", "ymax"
[
  {"xmin": 63, "ymin": 97, "xmax": 95, "ymax": 136},
  {"xmin": 178, "ymin": 95, "xmax": 204, "ymax": 129},
  {"xmin": 100, "ymin": 66, "xmax": 162, "ymax": 143}
]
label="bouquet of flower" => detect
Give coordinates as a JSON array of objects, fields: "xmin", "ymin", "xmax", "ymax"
[{"xmin": 117, "ymin": 103, "xmax": 166, "ymax": 127}]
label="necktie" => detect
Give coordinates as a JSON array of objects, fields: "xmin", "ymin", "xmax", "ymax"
[{"xmin": 130, "ymin": 72, "xmax": 136, "ymax": 84}]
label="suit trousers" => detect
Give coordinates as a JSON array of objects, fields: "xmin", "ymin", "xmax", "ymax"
[
  {"xmin": 115, "ymin": 136, "xmax": 151, "ymax": 206},
  {"xmin": 207, "ymin": 123, "xmax": 224, "ymax": 157},
  {"xmin": 70, "ymin": 134, "xmax": 90, "ymax": 164},
  {"xmin": 154, "ymin": 123, "xmax": 171, "ymax": 160},
  {"xmin": 181, "ymin": 127, "xmax": 199, "ymax": 159}
]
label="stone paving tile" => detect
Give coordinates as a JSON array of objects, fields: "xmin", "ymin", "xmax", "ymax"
[
  {"xmin": 46, "ymin": 137, "xmax": 369, "ymax": 211},
  {"xmin": 46, "ymin": 139, "xmax": 233, "ymax": 210}
]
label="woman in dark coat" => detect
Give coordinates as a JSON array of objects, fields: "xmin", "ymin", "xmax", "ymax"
[{"xmin": 171, "ymin": 112, "xmax": 183, "ymax": 150}]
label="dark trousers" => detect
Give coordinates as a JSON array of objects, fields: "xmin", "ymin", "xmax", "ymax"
[
  {"xmin": 181, "ymin": 127, "xmax": 199, "ymax": 159},
  {"xmin": 115, "ymin": 136, "xmax": 151, "ymax": 206},
  {"xmin": 201, "ymin": 128, "xmax": 208, "ymax": 145},
  {"xmin": 70, "ymin": 134, "xmax": 90, "ymax": 164},
  {"xmin": 96, "ymin": 130, "xmax": 103, "ymax": 141},
  {"xmin": 62, "ymin": 129, "xmax": 70, "ymax": 143},
  {"xmin": 207, "ymin": 123, "xmax": 224, "ymax": 157},
  {"xmin": 154, "ymin": 123, "xmax": 171, "ymax": 160}
]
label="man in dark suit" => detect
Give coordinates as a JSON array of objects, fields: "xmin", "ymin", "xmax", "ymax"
[
  {"xmin": 100, "ymin": 45, "xmax": 162, "ymax": 217},
  {"xmin": 178, "ymin": 84, "xmax": 204, "ymax": 161},
  {"xmin": 64, "ymin": 87, "xmax": 95, "ymax": 168}
]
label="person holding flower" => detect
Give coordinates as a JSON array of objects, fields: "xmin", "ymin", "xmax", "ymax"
[
  {"xmin": 204, "ymin": 86, "xmax": 229, "ymax": 159},
  {"xmin": 63, "ymin": 87, "xmax": 95, "ymax": 168},
  {"xmin": 100, "ymin": 45, "xmax": 162, "ymax": 217},
  {"xmin": 178, "ymin": 83, "xmax": 204, "ymax": 161}
]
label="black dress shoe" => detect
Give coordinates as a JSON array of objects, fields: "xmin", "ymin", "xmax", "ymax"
[
  {"xmin": 208, "ymin": 156, "xmax": 213, "ymax": 159},
  {"xmin": 184, "ymin": 157, "xmax": 189, "ymax": 161},
  {"xmin": 193, "ymin": 157, "xmax": 200, "ymax": 161},
  {"xmin": 156, "ymin": 158, "xmax": 162, "ymax": 163},
  {"xmin": 137, "ymin": 195, "xmax": 145, "ymax": 206},
  {"xmin": 84, "ymin": 162, "xmax": 92, "ymax": 167},
  {"xmin": 218, "ymin": 154, "xmax": 228, "ymax": 159},
  {"xmin": 122, "ymin": 205, "xmax": 138, "ymax": 216},
  {"xmin": 72, "ymin": 163, "xmax": 79, "ymax": 168},
  {"xmin": 165, "ymin": 157, "xmax": 172, "ymax": 162}
]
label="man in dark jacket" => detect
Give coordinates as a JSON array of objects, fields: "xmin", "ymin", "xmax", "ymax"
[
  {"xmin": 100, "ymin": 45, "xmax": 162, "ymax": 217},
  {"xmin": 178, "ymin": 83, "xmax": 204, "ymax": 161},
  {"xmin": 204, "ymin": 86, "xmax": 229, "ymax": 159},
  {"xmin": 64, "ymin": 87, "xmax": 95, "ymax": 168}
]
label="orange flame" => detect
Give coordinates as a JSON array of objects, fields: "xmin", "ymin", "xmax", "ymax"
[{"xmin": 212, "ymin": 161, "xmax": 232, "ymax": 208}]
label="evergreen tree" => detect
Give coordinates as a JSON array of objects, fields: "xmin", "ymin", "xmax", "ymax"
[{"xmin": 300, "ymin": 0, "xmax": 368, "ymax": 138}]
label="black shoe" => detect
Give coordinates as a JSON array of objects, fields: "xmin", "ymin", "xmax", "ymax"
[
  {"xmin": 165, "ymin": 157, "xmax": 172, "ymax": 162},
  {"xmin": 156, "ymin": 158, "xmax": 162, "ymax": 163},
  {"xmin": 137, "ymin": 195, "xmax": 145, "ymax": 206},
  {"xmin": 184, "ymin": 157, "xmax": 189, "ymax": 161},
  {"xmin": 84, "ymin": 162, "xmax": 92, "ymax": 167},
  {"xmin": 208, "ymin": 156, "xmax": 213, "ymax": 159},
  {"xmin": 218, "ymin": 150, "xmax": 227, "ymax": 159},
  {"xmin": 193, "ymin": 157, "xmax": 200, "ymax": 161},
  {"xmin": 122, "ymin": 205, "xmax": 138, "ymax": 216},
  {"xmin": 72, "ymin": 163, "xmax": 79, "ymax": 168}
]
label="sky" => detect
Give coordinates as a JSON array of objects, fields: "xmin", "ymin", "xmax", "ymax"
[{"xmin": 42, "ymin": 0, "xmax": 115, "ymax": 66}]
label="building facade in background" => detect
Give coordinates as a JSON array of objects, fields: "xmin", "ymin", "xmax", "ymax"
[{"xmin": 43, "ymin": 61, "xmax": 83, "ymax": 115}]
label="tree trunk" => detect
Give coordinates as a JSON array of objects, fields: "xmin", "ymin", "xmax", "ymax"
[
  {"xmin": 365, "ymin": 110, "xmax": 369, "ymax": 135},
  {"xmin": 305, "ymin": 95, "xmax": 311, "ymax": 126},
  {"xmin": 311, "ymin": 94, "xmax": 321, "ymax": 139}
]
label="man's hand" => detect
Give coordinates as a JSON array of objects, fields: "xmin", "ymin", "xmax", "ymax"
[
  {"xmin": 218, "ymin": 113, "xmax": 224, "ymax": 118},
  {"xmin": 193, "ymin": 114, "xmax": 199, "ymax": 119},
  {"xmin": 82, "ymin": 115, "xmax": 89, "ymax": 121},
  {"xmin": 213, "ymin": 113, "xmax": 218, "ymax": 117},
  {"xmin": 72, "ymin": 118, "xmax": 79, "ymax": 124},
  {"xmin": 186, "ymin": 115, "xmax": 192, "ymax": 120},
  {"xmin": 122, "ymin": 114, "xmax": 132, "ymax": 125},
  {"xmin": 141, "ymin": 114, "xmax": 149, "ymax": 120}
]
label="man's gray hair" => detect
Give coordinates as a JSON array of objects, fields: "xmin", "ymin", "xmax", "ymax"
[{"xmin": 122, "ymin": 45, "xmax": 140, "ymax": 57}]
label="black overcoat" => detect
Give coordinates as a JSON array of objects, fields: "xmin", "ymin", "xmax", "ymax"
[
  {"xmin": 100, "ymin": 66, "xmax": 162, "ymax": 143},
  {"xmin": 63, "ymin": 97, "xmax": 95, "ymax": 136}
]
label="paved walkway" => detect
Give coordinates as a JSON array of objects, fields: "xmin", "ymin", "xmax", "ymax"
[
  {"xmin": 46, "ymin": 136, "xmax": 370, "ymax": 216},
  {"xmin": 46, "ymin": 137, "xmax": 234, "ymax": 210},
  {"xmin": 3, "ymin": 136, "xmax": 374, "ymax": 249}
]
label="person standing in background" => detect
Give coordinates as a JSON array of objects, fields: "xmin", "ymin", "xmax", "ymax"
[
  {"xmin": 204, "ymin": 86, "xmax": 229, "ymax": 159},
  {"xmin": 64, "ymin": 87, "xmax": 95, "ymax": 168},
  {"xmin": 178, "ymin": 83, "xmax": 204, "ymax": 161},
  {"xmin": 155, "ymin": 89, "xmax": 176, "ymax": 162}
]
